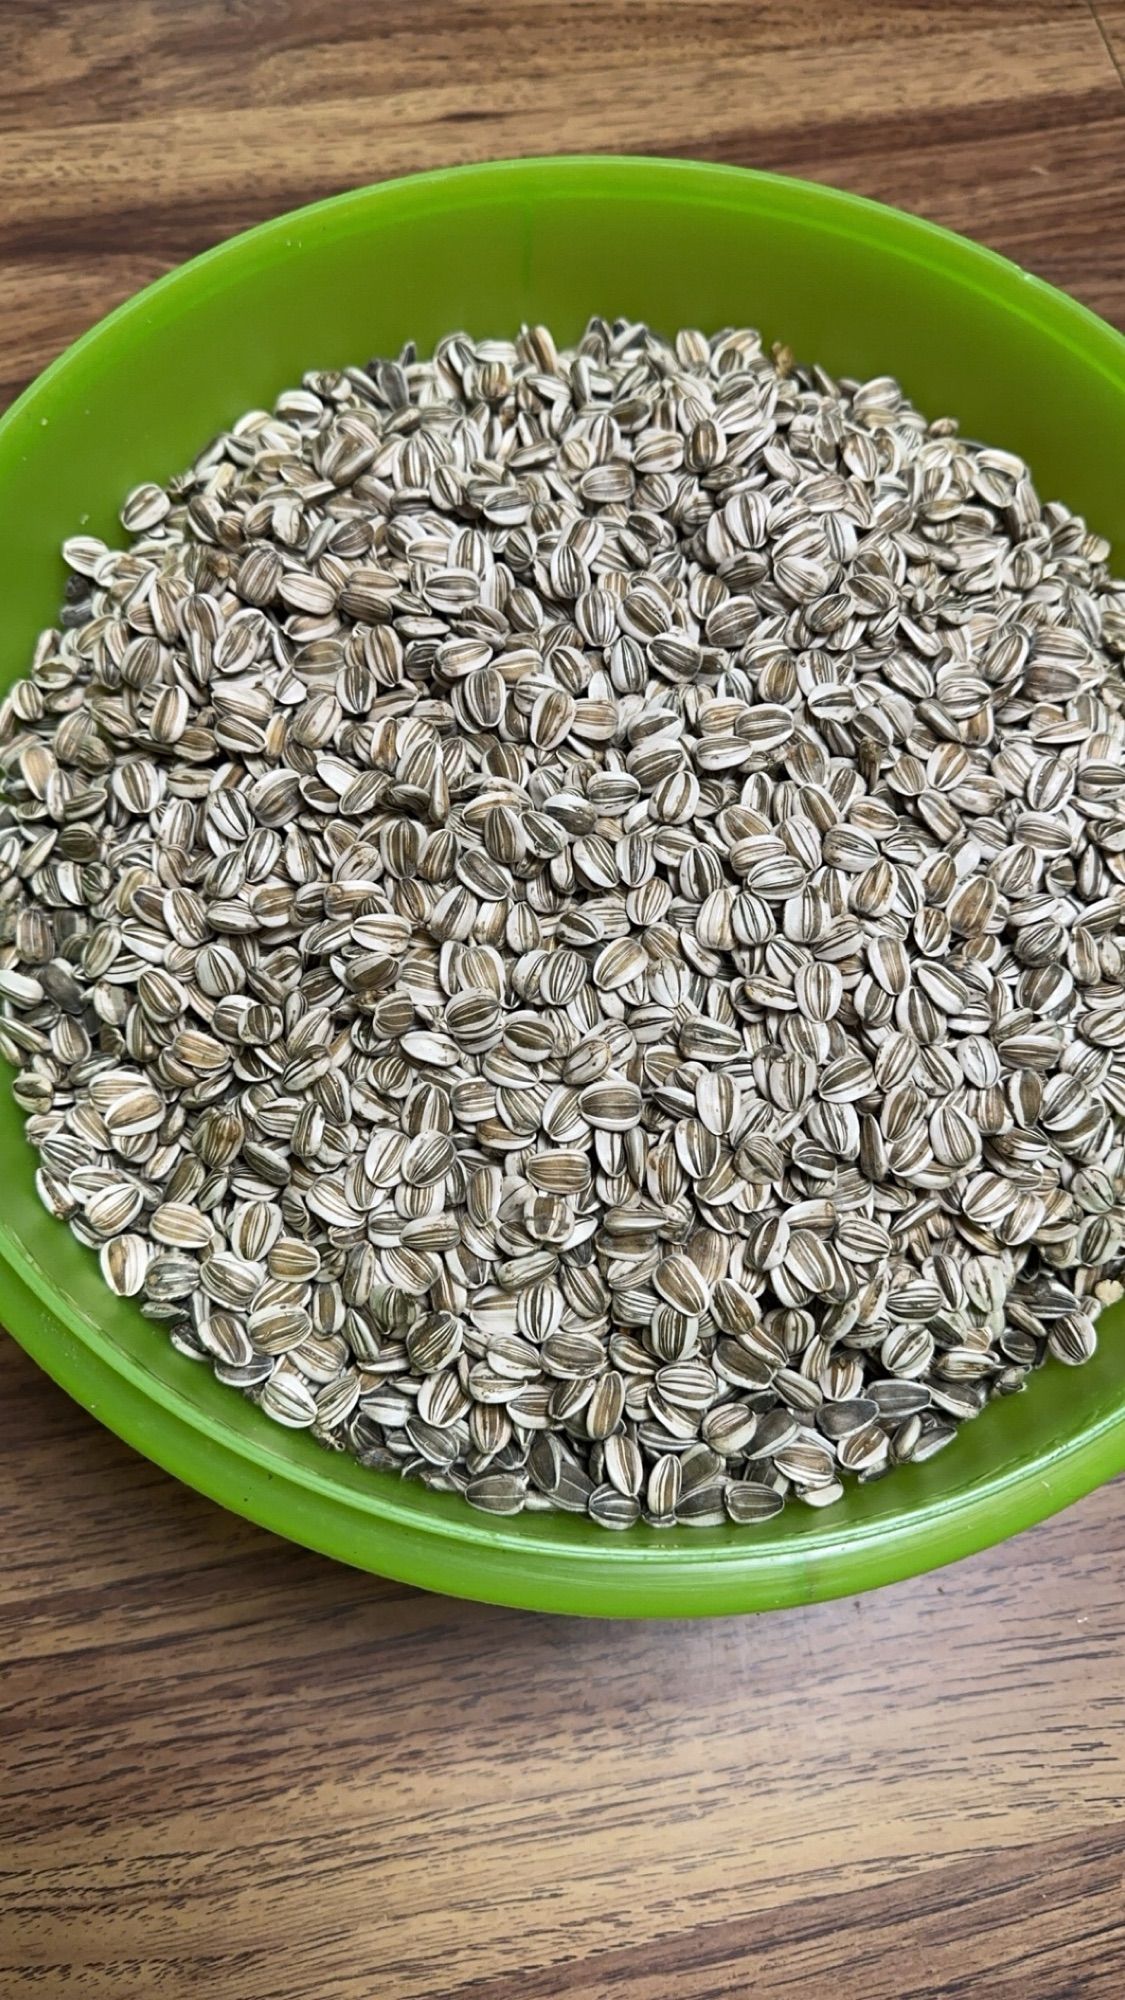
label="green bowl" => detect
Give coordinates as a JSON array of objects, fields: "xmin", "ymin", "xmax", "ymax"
[{"xmin": 2, "ymin": 156, "xmax": 1124, "ymax": 1616}]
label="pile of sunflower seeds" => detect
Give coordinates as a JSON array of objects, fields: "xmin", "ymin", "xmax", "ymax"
[{"xmin": 2, "ymin": 316, "xmax": 1124, "ymax": 1532}]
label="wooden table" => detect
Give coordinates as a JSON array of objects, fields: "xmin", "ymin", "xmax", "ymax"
[{"xmin": 3, "ymin": 4, "xmax": 1125, "ymax": 1995}]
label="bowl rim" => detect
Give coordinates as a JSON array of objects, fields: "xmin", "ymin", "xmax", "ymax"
[{"xmin": 3, "ymin": 152, "xmax": 1125, "ymax": 1617}]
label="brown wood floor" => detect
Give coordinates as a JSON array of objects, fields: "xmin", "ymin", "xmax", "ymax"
[{"xmin": 2, "ymin": 4, "xmax": 1125, "ymax": 1996}]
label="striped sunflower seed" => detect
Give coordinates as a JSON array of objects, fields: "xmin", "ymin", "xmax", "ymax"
[{"xmin": 3, "ymin": 313, "xmax": 1123, "ymax": 1538}]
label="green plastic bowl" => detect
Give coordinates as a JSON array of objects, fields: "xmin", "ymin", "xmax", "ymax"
[{"xmin": 2, "ymin": 156, "xmax": 1124, "ymax": 1616}]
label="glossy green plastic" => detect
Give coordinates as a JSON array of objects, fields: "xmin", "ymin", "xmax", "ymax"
[{"xmin": 2, "ymin": 157, "xmax": 1124, "ymax": 1617}]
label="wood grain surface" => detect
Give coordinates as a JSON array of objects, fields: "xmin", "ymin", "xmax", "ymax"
[{"xmin": 2, "ymin": 4, "xmax": 1125, "ymax": 1996}]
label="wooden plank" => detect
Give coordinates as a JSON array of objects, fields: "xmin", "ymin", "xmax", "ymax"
[
  {"xmin": 1091, "ymin": 0, "xmax": 1125, "ymax": 77},
  {"xmin": 3, "ymin": 1339, "xmax": 1125, "ymax": 2000},
  {"xmin": 0, "ymin": 2, "xmax": 1123, "ymax": 399}
]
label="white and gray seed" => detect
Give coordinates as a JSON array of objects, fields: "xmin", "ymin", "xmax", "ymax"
[{"xmin": 2, "ymin": 316, "xmax": 1125, "ymax": 1531}]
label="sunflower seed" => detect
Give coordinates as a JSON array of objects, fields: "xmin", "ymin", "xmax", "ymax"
[
  {"xmin": 724, "ymin": 1482, "xmax": 785, "ymax": 1525},
  {"xmin": 4, "ymin": 315, "xmax": 1124, "ymax": 1540}
]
